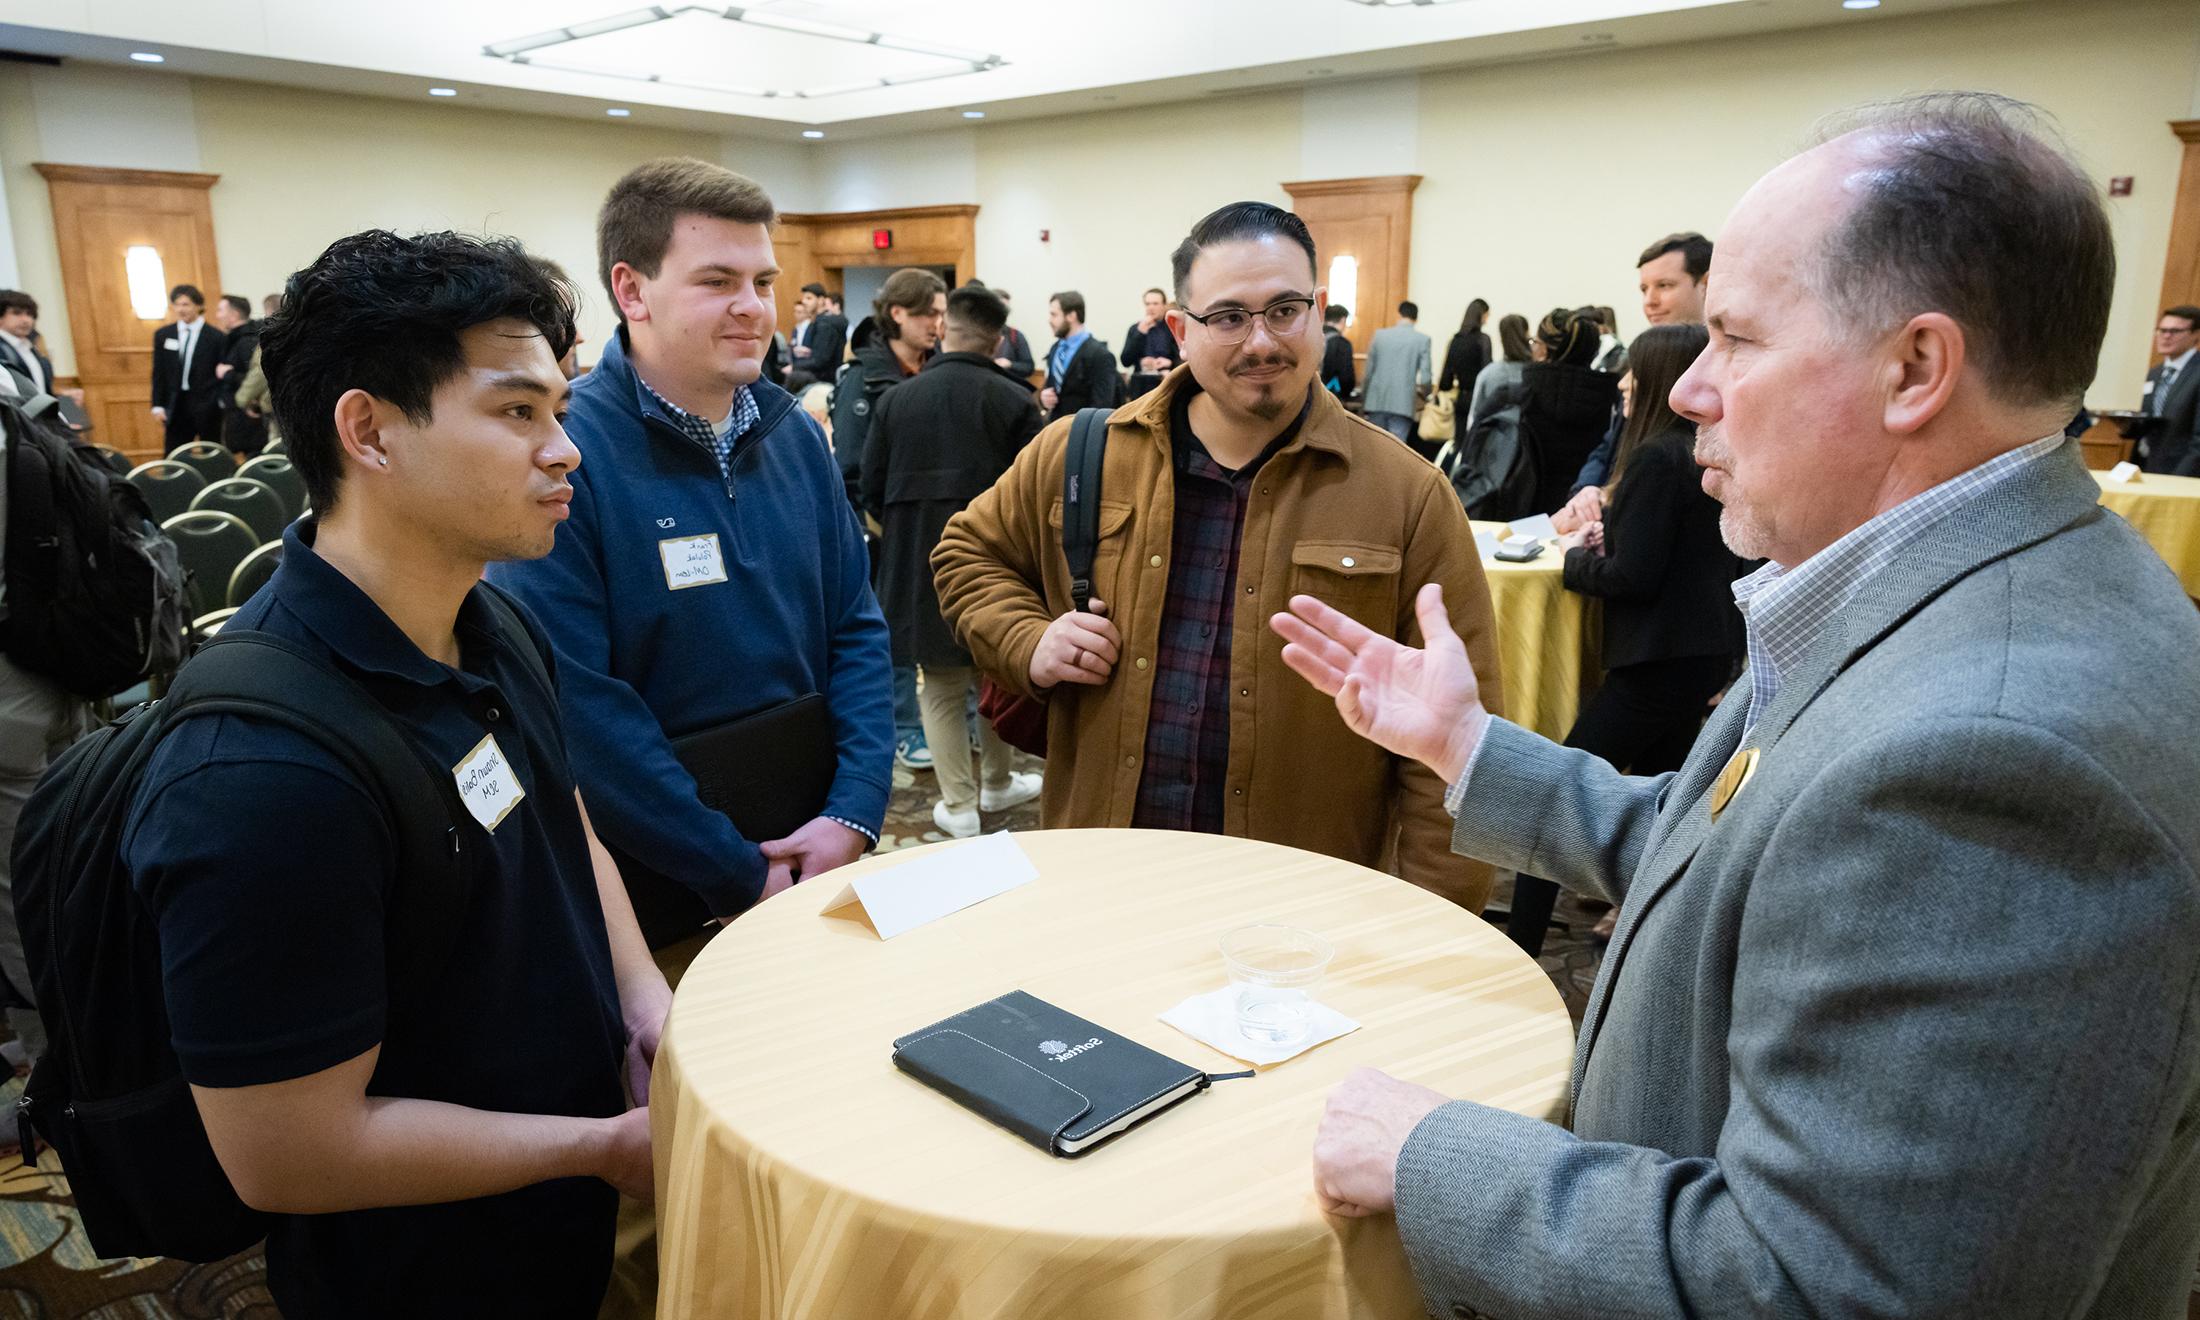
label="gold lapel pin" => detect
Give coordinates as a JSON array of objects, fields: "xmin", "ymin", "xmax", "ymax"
[{"xmin": 1709, "ymin": 746, "xmax": 1760, "ymax": 821}]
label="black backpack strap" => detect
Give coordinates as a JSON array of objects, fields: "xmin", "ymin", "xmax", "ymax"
[
  {"xmin": 472, "ymin": 580, "xmax": 553, "ymax": 709},
  {"xmin": 1060, "ymin": 406, "xmax": 1111, "ymax": 612},
  {"xmin": 158, "ymin": 632, "xmax": 472, "ymax": 1018}
]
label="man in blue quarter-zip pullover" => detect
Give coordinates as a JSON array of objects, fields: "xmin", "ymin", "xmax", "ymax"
[{"xmin": 489, "ymin": 154, "xmax": 894, "ymax": 1320}]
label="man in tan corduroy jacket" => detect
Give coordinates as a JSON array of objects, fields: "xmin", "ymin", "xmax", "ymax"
[{"xmin": 933, "ymin": 201, "xmax": 1503, "ymax": 910}]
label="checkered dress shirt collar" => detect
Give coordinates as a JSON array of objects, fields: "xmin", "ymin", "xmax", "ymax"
[
  {"xmin": 637, "ymin": 375, "xmax": 760, "ymax": 490},
  {"xmin": 1731, "ymin": 431, "xmax": 2064, "ymax": 733}
]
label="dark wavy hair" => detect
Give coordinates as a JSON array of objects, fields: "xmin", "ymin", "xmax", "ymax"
[{"xmin": 259, "ymin": 229, "xmax": 577, "ymax": 514}]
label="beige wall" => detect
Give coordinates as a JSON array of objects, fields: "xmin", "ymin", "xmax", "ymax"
[
  {"xmin": 3, "ymin": 0, "xmax": 2195, "ymax": 406},
  {"xmin": 1410, "ymin": 0, "xmax": 2200, "ymax": 408}
]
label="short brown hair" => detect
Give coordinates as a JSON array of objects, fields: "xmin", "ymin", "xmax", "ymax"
[
  {"xmin": 1809, "ymin": 93, "xmax": 2113, "ymax": 410},
  {"xmin": 0, "ymin": 289, "xmax": 36, "ymax": 318},
  {"xmin": 875, "ymin": 268, "xmax": 946, "ymax": 341},
  {"xmin": 596, "ymin": 158, "xmax": 774, "ymax": 316}
]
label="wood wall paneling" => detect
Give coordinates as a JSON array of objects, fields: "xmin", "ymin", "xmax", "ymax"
[
  {"xmin": 1282, "ymin": 175, "xmax": 1421, "ymax": 364},
  {"xmin": 773, "ymin": 204, "xmax": 978, "ymax": 348},
  {"xmin": 34, "ymin": 163, "xmax": 222, "ymax": 461}
]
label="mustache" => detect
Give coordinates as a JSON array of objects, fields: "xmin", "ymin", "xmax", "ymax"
[
  {"xmin": 1693, "ymin": 425, "xmax": 1730, "ymax": 467},
  {"xmin": 1228, "ymin": 349, "xmax": 1297, "ymax": 376}
]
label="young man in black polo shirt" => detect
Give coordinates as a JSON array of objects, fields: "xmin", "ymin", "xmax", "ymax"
[{"xmin": 122, "ymin": 230, "xmax": 667, "ymax": 1317}]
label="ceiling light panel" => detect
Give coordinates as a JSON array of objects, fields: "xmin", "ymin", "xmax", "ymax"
[{"xmin": 483, "ymin": 3, "xmax": 1006, "ymax": 100}]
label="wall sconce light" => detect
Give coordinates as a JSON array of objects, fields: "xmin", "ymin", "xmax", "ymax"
[
  {"xmin": 125, "ymin": 245, "xmax": 168, "ymax": 320},
  {"xmin": 1326, "ymin": 254, "xmax": 1359, "ymax": 322}
]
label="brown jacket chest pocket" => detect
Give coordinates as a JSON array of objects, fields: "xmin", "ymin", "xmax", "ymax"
[
  {"xmin": 1046, "ymin": 498, "xmax": 1136, "ymax": 602},
  {"xmin": 1290, "ymin": 541, "xmax": 1402, "ymax": 627}
]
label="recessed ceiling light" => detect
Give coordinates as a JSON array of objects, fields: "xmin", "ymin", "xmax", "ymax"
[
  {"xmin": 129, "ymin": 51, "xmax": 165, "ymax": 63},
  {"xmin": 1842, "ymin": 0, "xmax": 1880, "ymax": 8},
  {"xmin": 606, "ymin": 107, "xmax": 631, "ymax": 116},
  {"xmin": 429, "ymin": 87, "xmax": 458, "ymax": 97},
  {"xmin": 962, "ymin": 110, "xmax": 985, "ymax": 119},
  {"xmin": 802, "ymin": 129, "xmax": 826, "ymax": 139}
]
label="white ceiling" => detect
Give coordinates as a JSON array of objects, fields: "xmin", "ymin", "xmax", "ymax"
[{"xmin": 0, "ymin": 0, "xmax": 2015, "ymax": 140}]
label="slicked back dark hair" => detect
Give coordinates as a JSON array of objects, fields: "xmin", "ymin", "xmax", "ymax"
[
  {"xmin": 259, "ymin": 229, "xmax": 577, "ymax": 515},
  {"xmin": 946, "ymin": 283, "xmax": 1009, "ymax": 341},
  {"xmin": 1169, "ymin": 202, "xmax": 1318, "ymax": 305},
  {"xmin": 220, "ymin": 294, "xmax": 251, "ymax": 320},
  {"xmin": 1637, "ymin": 232, "xmax": 1713, "ymax": 280},
  {"xmin": 2162, "ymin": 305, "xmax": 2200, "ymax": 330},
  {"xmin": 1808, "ymin": 92, "xmax": 2112, "ymax": 410}
]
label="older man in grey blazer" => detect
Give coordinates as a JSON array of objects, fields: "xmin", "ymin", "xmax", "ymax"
[
  {"xmin": 1273, "ymin": 92, "xmax": 2200, "ymax": 1320},
  {"xmin": 1359, "ymin": 301, "xmax": 1432, "ymax": 445}
]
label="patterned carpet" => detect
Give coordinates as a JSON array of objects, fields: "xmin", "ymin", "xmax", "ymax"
[{"xmin": 0, "ymin": 753, "xmax": 1597, "ymax": 1317}]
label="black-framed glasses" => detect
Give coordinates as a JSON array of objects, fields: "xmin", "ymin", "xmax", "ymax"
[{"xmin": 1180, "ymin": 297, "xmax": 1316, "ymax": 345}]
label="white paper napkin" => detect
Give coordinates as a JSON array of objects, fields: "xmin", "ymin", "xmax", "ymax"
[{"xmin": 1158, "ymin": 985, "xmax": 1360, "ymax": 1066}]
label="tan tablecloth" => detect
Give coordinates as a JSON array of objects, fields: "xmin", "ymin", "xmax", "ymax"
[
  {"xmin": 653, "ymin": 829, "xmax": 1575, "ymax": 1319},
  {"xmin": 1472, "ymin": 522, "xmax": 1595, "ymax": 740},
  {"xmin": 2095, "ymin": 471, "xmax": 2200, "ymax": 597}
]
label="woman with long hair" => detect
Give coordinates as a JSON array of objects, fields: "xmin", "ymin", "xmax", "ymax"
[
  {"xmin": 1438, "ymin": 298, "xmax": 1491, "ymax": 395},
  {"xmin": 1464, "ymin": 312, "xmax": 1532, "ymax": 431},
  {"xmin": 1506, "ymin": 322, "xmax": 1743, "ymax": 955},
  {"xmin": 1516, "ymin": 306, "xmax": 1622, "ymax": 515}
]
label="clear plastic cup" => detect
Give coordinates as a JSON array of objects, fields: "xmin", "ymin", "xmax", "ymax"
[{"xmin": 1221, "ymin": 923, "xmax": 1334, "ymax": 1047}]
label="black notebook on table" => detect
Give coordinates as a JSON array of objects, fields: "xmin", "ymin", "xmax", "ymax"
[
  {"xmin": 893, "ymin": 991, "xmax": 1210, "ymax": 1156},
  {"xmin": 607, "ymin": 692, "xmax": 836, "ymax": 949}
]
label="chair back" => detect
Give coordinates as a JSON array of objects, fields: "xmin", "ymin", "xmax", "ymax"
[
  {"xmin": 160, "ymin": 511, "xmax": 260, "ymax": 618},
  {"xmin": 166, "ymin": 441, "xmax": 235, "ymax": 487},
  {"xmin": 190, "ymin": 477, "xmax": 288, "ymax": 544},
  {"xmin": 125, "ymin": 461, "xmax": 208, "ymax": 525},
  {"xmin": 235, "ymin": 454, "xmax": 308, "ymax": 522},
  {"xmin": 227, "ymin": 540, "xmax": 283, "ymax": 608}
]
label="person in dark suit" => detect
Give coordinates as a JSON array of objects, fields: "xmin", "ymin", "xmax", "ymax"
[
  {"xmin": 989, "ymin": 286, "xmax": 1037, "ymax": 380},
  {"xmin": 0, "ymin": 290, "xmax": 65, "ymax": 404},
  {"xmin": 1039, "ymin": 289, "xmax": 1123, "ymax": 420},
  {"xmin": 2139, "ymin": 305, "xmax": 2198, "ymax": 475},
  {"xmin": 149, "ymin": 283, "xmax": 226, "ymax": 449},
  {"xmin": 1506, "ymin": 322, "xmax": 1740, "ymax": 953},
  {"xmin": 1121, "ymin": 286, "xmax": 1182, "ymax": 398},
  {"xmin": 210, "ymin": 293, "xmax": 266, "ymax": 454},
  {"xmin": 787, "ymin": 283, "xmax": 847, "ymax": 392},
  {"xmin": 1319, "ymin": 303, "xmax": 1356, "ymax": 396}
]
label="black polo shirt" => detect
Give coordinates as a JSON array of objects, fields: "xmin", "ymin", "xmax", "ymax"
[{"xmin": 123, "ymin": 518, "xmax": 626, "ymax": 1318}]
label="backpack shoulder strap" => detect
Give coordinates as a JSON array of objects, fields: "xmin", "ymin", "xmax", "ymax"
[
  {"xmin": 1060, "ymin": 406, "xmax": 1111, "ymax": 612},
  {"xmin": 161, "ymin": 631, "xmax": 471, "ymax": 1015},
  {"xmin": 471, "ymin": 580, "xmax": 553, "ymax": 708}
]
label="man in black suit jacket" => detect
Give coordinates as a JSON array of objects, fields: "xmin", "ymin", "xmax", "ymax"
[
  {"xmin": 787, "ymin": 283, "xmax": 848, "ymax": 392},
  {"xmin": 150, "ymin": 284, "xmax": 225, "ymax": 450},
  {"xmin": 210, "ymin": 293, "xmax": 266, "ymax": 455},
  {"xmin": 1039, "ymin": 289, "xmax": 1123, "ymax": 420},
  {"xmin": 0, "ymin": 290, "xmax": 61, "ymax": 401},
  {"xmin": 2140, "ymin": 305, "xmax": 2199, "ymax": 476}
]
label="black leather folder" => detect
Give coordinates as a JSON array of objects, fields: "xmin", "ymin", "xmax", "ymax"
[
  {"xmin": 892, "ymin": 990, "xmax": 1208, "ymax": 1156},
  {"xmin": 609, "ymin": 692, "xmax": 836, "ymax": 948}
]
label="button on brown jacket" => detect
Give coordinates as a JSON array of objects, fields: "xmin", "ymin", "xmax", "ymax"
[{"xmin": 932, "ymin": 366, "xmax": 1505, "ymax": 910}]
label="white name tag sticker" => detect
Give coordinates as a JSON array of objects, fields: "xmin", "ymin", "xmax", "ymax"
[
  {"xmin": 163, "ymin": 338, "xmax": 179, "ymax": 351},
  {"xmin": 659, "ymin": 533, "xmax": 728, "ymax": 590},
  {"xmin": 453, "ymin": 733, "xmax": 526, "ymax": 833},
  {"xmin": 2108, "ymin": 460, "xmax": 2142, "ymax": 484}
]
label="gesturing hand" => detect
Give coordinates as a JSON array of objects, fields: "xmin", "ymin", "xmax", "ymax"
[
  {"xmin": 1270, "ymin": 583, "xmax": 1488, "ymax": 784},
  {"xmin": 1029, "ymin": 598, "xmax": 1121, "ymax": 690}
]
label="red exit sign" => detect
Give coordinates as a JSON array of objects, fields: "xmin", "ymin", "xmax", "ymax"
[{"xmin": 872, "ymin": 228, "xmax": 893, "ymax": 250}]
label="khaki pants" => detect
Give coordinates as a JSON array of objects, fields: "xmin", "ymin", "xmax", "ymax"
[
  {"xmin": 598, "ymin": 929, "xmax": 712, "ymax": 1320},
  {"xmin": 917, "ymin": 665, "xmax": 1012, "ymax": 813}
]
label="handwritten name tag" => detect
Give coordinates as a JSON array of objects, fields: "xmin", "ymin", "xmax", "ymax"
[
  {"xmin": 453, "ymin": 733, "xmax": 526, "ymax": 833},
  {"xmin": 659, "ymin": 533, "xmax": 728, "ymax": 590}
]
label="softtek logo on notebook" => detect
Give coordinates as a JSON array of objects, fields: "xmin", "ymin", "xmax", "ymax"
[{"xmin": 1040, "ymin": 1037, "xmax": 1104, "ymax": 1063}]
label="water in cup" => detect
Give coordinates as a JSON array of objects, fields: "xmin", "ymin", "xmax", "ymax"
[{"xmin": 1220, "ymin": 923, "xmax": 1334, "ymax": 1048}]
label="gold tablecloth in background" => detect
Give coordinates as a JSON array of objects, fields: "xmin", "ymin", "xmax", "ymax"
[
  {"xmin": 1473, "ymin": 522, "xmax": 1595, "ymax": 741},
  {"xmin": 2095, "ymin": 471, "xmax": 2200, "ymax": 597},
  {"xmin": 652, "ymin": 829, "xmax": 1575, "ymax": 1320}
]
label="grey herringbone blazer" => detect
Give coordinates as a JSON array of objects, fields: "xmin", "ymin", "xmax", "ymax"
[{"xmin": 1397, "ymin": 439, "xmax": 2200, "ymax": 1320}]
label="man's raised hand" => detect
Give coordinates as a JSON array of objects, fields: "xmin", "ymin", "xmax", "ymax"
[{"xmin": 1270, "ymin": 583, "xmax": 1488, "ymax": 785}]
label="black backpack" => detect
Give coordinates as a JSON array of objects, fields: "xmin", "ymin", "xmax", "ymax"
[
  {"xmin": 0, "ymin": 393, "xmax": 190, "ymax": 697},
  {"xmin": 1448, "ymin": 403, "xmax": 1539, "ymax": 523},
  {"xmin": 10, "ymin": 589, "xmax": 544, "ymax": 1262}
]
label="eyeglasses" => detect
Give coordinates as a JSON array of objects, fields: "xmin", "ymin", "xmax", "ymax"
[{"xmin": 1179, "ymin": 297, "xmax": 1316, "ymax": 345}]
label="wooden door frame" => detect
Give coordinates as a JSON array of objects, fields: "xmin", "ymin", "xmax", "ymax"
[
  {"xmin": 1281, "ymin": 174, "xmax": 1421, "ymax": 364},
  {"xmin": 773, "ymin": 203, "xmax": 978, "ymax": 332},
  {"xmin": 34, "ymin": 162, "xmax": 222, "ymax": 460}
]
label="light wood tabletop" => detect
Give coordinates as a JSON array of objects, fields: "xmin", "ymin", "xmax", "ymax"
[{"xmin": 652, "ymin": 828, "xmax": 1574, "ymax": 1320}]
